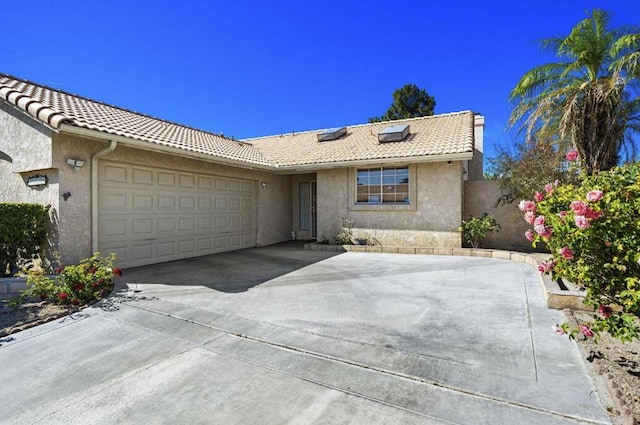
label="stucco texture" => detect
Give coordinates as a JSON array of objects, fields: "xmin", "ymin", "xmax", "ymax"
[
  {"xmin": 316, "ymin": 162, "xmax": 463, "ymax": 247},
  {"xmin": 463, "ymin": 180, "xmax": 543, "ymax": 251}
]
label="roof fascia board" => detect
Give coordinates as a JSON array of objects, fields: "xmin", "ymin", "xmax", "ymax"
[
  {"xmin": 59, "ymin": 124, "xmax": 273, "ymax": 171},
  {"xmin": 271, "ymin": 152, "xmax": 473, "ymax": 174}
]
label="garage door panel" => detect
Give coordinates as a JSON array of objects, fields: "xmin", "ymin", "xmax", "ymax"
[
  {"xmin": 132, "ymin": 168, "xmax": 154, "ymax": 185},
  {"xmin": 133, "ymin": 194, "xmax": 154, "ymax": 209},
  {"xmin": 102, "ymin": 220, "xmax": 128, "ymax": 238},
  {"xmin": 179, "ymin": 174, "xmax": 195, "ymax": 188},
  {"xmin": 103, "ymin": 164, "xmax": 128, "ymax": 183},
  {"xmin": 132, "ymin": 244, "xmax": 154, "ymax": 261},
  {"xmin": 179, "ymin": 217, "xmax": 195, "ymax": 231},
  {"xmin": 198, "ymin": 197, "xmax": 212, "ymax": 210},
  {"xmin": 158, "ymin": 195, "xmax": 176, "ymax": 209},
  {"xmin": 132, "ymin": 219, "xmax": 153, "ymax": 235},
  {"xmin": 158, "ymin": 241, "xmax": 177, "ymax": 258},
  {"xmin": 103, "ymin": 192, "xmax": 128, "ymax": 210},
  {"xmin": 158, "ymin": 172, "xmax": 176, "ymax": 186},
  {"xmin": 99, "ymin": 162, "xmax": 256, "ymax": 267}
]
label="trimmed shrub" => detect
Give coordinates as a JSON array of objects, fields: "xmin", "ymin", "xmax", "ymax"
[{"xmin": 0, "ymin": 203, "xmax": 50, "ymax": 276}]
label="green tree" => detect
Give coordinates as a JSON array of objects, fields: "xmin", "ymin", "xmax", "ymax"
[
  {"xmin": 487, "ymin": 138, "xmax": 577, "ymax": 205},
  {"xmin": 509, "ymin": 9, "xmax": 640, "ymax": 174},
  {"xmin": 369, "ymin": 84, "xmax": 436, "ymax": 123}
]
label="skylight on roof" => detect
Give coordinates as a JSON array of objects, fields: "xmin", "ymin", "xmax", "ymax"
[
  {"xmin": 317, "ymin": 126, "xmax": 347, "ymax": 142},
  {"xmin": 378, "ymin": 124, "xmax": 410, "ymax": 143}
]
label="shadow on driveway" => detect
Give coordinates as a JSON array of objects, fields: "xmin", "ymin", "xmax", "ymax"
[{"xmin": 121, "ymin": 242, "xmax": 341, "ymax": 293}]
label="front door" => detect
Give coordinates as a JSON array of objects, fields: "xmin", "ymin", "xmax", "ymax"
[{"xmin": 299, "ymin": 181, "xmax": 317, "ymax": 239}]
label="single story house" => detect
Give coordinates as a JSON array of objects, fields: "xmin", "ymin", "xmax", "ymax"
[{"xmin": 0, "ymin": 73, "xmax": 484, "ymax": 268}]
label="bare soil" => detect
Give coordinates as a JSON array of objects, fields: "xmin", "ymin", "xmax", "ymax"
[
  {"xmin": 568, "ymin": 310, "xmax": 640, "ymax": 425},
  {"xmin": 0, "ymin": 300, "xmax": 638, "ymax": 423},
  {"xmin": 0, "ymin": 299, "xmax": 70, "ymax": 338}
]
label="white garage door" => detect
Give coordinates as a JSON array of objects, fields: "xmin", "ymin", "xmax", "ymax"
[{"xmin": 98, "ymin": 161, "xmax": 256, "ymax": 268}]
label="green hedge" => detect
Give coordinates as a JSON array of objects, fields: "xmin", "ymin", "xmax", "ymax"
[{"xmin": 0, "ymin": 203, "xmax": 50, "ymax": 277}]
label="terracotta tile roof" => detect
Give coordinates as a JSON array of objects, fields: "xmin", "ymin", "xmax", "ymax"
[
  {"xmin": 0, "ymin": 74, "xmax": 271, "ymax": 167},
  {"xmin": 0, "ymin": 73, "xmax": 477, "ymax": 170},
  {"xmin": 247, "ymin": 112, "xmax": 476, "ymax": 168}
]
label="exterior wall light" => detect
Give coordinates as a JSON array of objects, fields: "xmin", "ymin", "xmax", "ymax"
[
  {"xmin": 260, "ymin": 181, "xmax": 268, "ymax": 190},
  {"xmin": 67, "ymin": 158, "xmax": 85, "ymax": 171},
  {"xmin": 27, "ymin": 174, "xmax": 48, "ymax": 187}
]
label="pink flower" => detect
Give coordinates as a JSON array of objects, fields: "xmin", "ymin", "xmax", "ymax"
[
  {"xmin": 524, "ymin": 211, "xmax": 536, "ymax": 224},
  {"xmin": 586, "ymin": 190, "xmax": 603, "ymax": 202},
  {"xmin": 574, "ymin": 215, "xmax": 590, "ymax": 229},
  {"xmin": 518, "ymin": 200, "xmax": 537, "ymax": 213},
  {"xmin": 534, "ymin": 191, "xmax": 544, "ymax": 202},
  {"xmin": 525, "ymin": 229, "xmax": 535, "ymax": 242},
  {"xmin": 544, "ymin": 183, "xmax": 555, "ymax": 194},
  {"xmin": 566, "ymin": 150, "xmax": 579, "ymax": 161},
  {"xmin": 538, "ymin": 227, "xmax": 553, "ymax": 238},
  {"xmin": 538, "ymin": 260, "xmax": 556, "ymax": 274},
  {"xmin": 570, "ymin": 200, "xmax": 588, "ymax": 215},
  {"xmin": 584, "ymin": 208, "xmax": 602, "ymax": 220},
  {"xmin": 552, "ymin": 325, "xmax": 565, "ymax": 335},
  {"xmin": 113, "ymin": 267, "xmax": 123, "ymax": 277},
  {"xmin": 533, "ymin": 216, "xmax": 552, "ymax": 237},
  {"xmin": 58, "ymin": 292, "xmax": 69, "ymax": 301},
  {"xmin": 579, "ymin": 324, "xmax": 595, "ymax": 338},
  {"xmin": 597, "ymin": 305, "xmax": 613, "ymax": 318},
  {"xmin": 557, "ymin": 211, "xmax": 567, "ymax": 223},
  {"xmin": 559, "ymin": 246, "xmax": 574, "ymax": 260}
]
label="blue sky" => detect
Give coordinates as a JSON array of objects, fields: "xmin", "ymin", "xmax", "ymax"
[{"xmin": 3, "ymin": 1, "xmax": 639, "ymax": 163}]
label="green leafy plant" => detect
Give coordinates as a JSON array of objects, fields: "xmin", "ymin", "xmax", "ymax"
[
  {"xmin": 0, "ymin": 203, "xmax": 50, "ymax": 277},
  {"xmin": 10, "ymin": 252, "xmax": 121, "ymax": 310},
  {"xmin": 458, "ymin": 213, "xmax": 501, "ymax": 248},
  {"xmin": 522, "ymin": 155, "xmax": 640, "ymax": 342},
  {"xmin": 334, "ymin": 216, "xmax": 354, "ymax": 245}
]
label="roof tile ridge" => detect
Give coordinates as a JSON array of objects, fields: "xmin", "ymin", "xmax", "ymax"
[
  {"xmin": 0, "ymin": 72, "xmax": 241, "ymax": 144},
  {"xmin": 0, "ymin": 82, "xmax": 70, "ymax": 128}
]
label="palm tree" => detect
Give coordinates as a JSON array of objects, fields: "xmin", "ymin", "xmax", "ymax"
[{"xmin": 509, "ymin": 9, "xmax": 640, "ymax": 174}]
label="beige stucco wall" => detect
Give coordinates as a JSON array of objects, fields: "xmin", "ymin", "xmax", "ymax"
[
  {"xmin": 0, "ymin": 104, "xmax": 60, "ymax": 267},
  {"xmin": 316, "ymin": 161, "xmax": 463, "ymax": 247},
  {"xmin": 0, "ymin": 101, "xmax": 53, "ymax": 172},
  {"xmin": 49, "ymin": 134, "xmax": 293, "ymax": 264},
  {"xmin": 463, "ymin": 179, "xmax": 544, "ymax": 251}
]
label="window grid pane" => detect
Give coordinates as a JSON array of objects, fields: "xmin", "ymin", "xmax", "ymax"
[{"xmin": 356, "ymin": 167, "xmax": 409, "ymax": 204}]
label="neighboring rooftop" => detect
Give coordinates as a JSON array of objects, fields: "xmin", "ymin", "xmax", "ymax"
[{"xmin": 0, "ymin": 73, "xmax": 476, "ymax": 170}]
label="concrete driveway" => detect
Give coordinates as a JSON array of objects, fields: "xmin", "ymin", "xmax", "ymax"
[{"xmin": 0, "ymin": 245, "xmax": 610, "ymax": 424}]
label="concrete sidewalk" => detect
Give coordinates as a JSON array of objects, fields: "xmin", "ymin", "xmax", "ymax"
[{"xmin": 0, "ymin": 248, "xmax": 610, "ymax": 424}]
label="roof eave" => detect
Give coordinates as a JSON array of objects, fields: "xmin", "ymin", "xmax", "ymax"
[
  {"xmin": 270, "ymin": 152, "xmax": 474, "ymax": 174},
  {"xmin": 58, "ymin": 124, "xmax": 274, "ymax": 171}
]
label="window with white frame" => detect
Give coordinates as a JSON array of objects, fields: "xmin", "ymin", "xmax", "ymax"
[{"xmin": 356, "ymin": 166, "xmax": 409, "ymax": 204}]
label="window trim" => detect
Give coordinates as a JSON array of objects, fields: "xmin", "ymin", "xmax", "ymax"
[{"xmin": 348, "ymin": 164, "xmax": 417, "ymax": 212}]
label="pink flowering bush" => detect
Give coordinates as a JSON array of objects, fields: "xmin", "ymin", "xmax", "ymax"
[{"xmin": 521, "ymin": 161, "xmax": 640, "ymax": 342}]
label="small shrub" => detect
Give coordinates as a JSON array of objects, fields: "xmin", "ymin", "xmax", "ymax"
[
  {"xmin": 458, "ymin": 213, "xmax": 500, "ymax": 248},
  {"xmin": 11, "ymin": 252, "xmax": 121, "ymax": 310},
  {"xmin": 0, "ymin": 203, "xmax": 50, "ymax": 276},
  {"xmin": 334, "ymin": 216, "xmax": 354, "ymax": 245}
]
